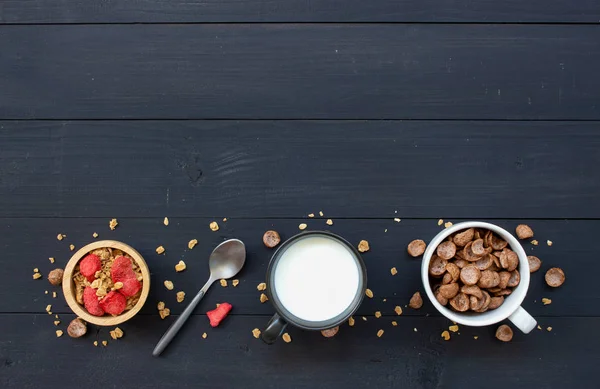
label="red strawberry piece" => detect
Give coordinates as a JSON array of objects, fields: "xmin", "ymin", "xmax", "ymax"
[
  {"xmin": 206, "ymin": 302, "xmax": 233, "ymax": 327},
  {"xmin": 99, "ymin": 291, "xmax": 127, "ymax": 316},
  {"xmin": 119, "ymin": 278, "xmax": 142, "ymax": 297},
  {"xmin": 111, "ymin": 256, "xmax": 136, "ymax": 283},
  {"xmin": 80, "ymin": 254, "xmax": 102, "ymax": 282},
  {"xmin": 83, "ymin": 286, "xmax": 104, "ymax": 316}
]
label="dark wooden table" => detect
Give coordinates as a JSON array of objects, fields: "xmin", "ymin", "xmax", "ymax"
[{"xmin": 1, "ymin": 1, "xmax": 600, "ymax": 388}]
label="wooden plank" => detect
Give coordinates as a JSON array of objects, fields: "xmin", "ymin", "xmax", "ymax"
[
  {"xmin": 1, "ymin": 0, "xmax": 599, "ymax": 23},
  {"xmin": 6, "ymin": 218, "xmax": 591, "ymax": 316},
  {"xmin": 0, "ymin": 314, "xmax": 595, "ymax": 388},
  {"xmin": 1, "ymin": 121, "xmax": 599, "ymax": 218},
  {"xmin": 1, "ymin": 25, "xmax": 599, "ymax": 120}
]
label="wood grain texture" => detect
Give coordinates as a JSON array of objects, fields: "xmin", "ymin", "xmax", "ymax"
[
  {"xmin": 1, "ymin": 25, "xmax": 599, "ymax": 120},
  {"xmin": 1, "ymin": 0, "xmax": 599, "ymax": 23},
  {"xmin": 1, "ymin": 121, "xmax": 599, "ymax": 218},
  {"xmin": 0, "ymin": 314, "xmax": 595, "ymax": 388},
  {"xmin": 6, "ymin": 218, "xmax": 591, "ymax": 316}
]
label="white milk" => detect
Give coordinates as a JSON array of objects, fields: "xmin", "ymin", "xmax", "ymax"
[{"xmin": 273, "ymin": 236, "xmax": 360, "ymax": 322}]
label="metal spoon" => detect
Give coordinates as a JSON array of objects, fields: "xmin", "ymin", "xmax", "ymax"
[{"xmin": 152, "ymin": 239, "xmax": 246, "ymax": 357}]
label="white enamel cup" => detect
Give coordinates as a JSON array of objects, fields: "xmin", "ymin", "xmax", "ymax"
[{"xmin": 421, "ymin": 221, "xmax": 537, "ymax": 333}]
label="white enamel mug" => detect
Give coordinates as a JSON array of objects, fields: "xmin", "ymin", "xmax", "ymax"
[{"xmin": 421, "ymin": 221, "xmax": 537, "ymax": 333}]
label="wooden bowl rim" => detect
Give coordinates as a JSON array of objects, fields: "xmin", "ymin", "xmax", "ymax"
[{"xmin": 62, "ymin": 240, "xmax": 151, "ymax": 326}]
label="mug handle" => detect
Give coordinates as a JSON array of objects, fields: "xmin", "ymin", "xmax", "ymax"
[
  {"xmin": 508, "ymin": 306, "xmax": 537, "ymax": 334},
  {"xmin": 261, "ymin": 313, "xmax": 288, "ymax": 344}
]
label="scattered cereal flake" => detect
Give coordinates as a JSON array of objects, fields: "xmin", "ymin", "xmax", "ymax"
[
  {"xmin": 156, "ymin": 246, "xmax": 165, "ymax": 254},
  {"xmin": 93, "ymin": 232, "xmax": 98, "ymax": 238},
  {"xmin": 57, "ymin": 234, "xmax": 65, "ymax": 241},
  {"xmin": 542, "ymin": 298, "xmax": 552, "ymax": 305},
  {"xmin": 449, "ymin": 325, "xmax": 459, "ymax": 333},
  {"xmin": 377, "ymin": 329, "xmax": 384, "ymax": 338},
  {"xmin": 308, "ymin": 213, "xmax": 315, "ymax": 218},
  {"xmin": 394, "ymin": 306, "xmax": 403, "ymax": 315},
  {"xmin": 348, "ymin": 317, "xmax": 355, "ymax": 326},
  {"xmin": 46, "ymin": 304, "xmax": 52, "ymax": 313},
  {"xmin": 362, "ymin": 317, "xmax": 367, "ymax": 321},
  {"xmin": 55, "ymin": 314, "xmax": 59, "ymax": 319},
  {"xmin": 209, "ymin": 221, "xmax": 219, "ymax": 231},
  {"xmin": 365, "ymin": 289, "xmax": 374, "ymax": 298},
  {"xmin": 547, "ymin": 326, "xmax": 552, "ymax": 332},
  {"xmin": 391, "ymin": 321, "xmax": 398, "ymax": 326},
  {"xmin": 110, "ymin": 327, "xmax": 124, "ymax": 340},
  {"xmin": 375, "ymin": 311, "xmax": 382, "ymax": 318},
  {"xmin": 299, "ymin": 223, "xmax": 307, "ymax": 230},
  {"xmin": 202, "ymin": 332, "xmax": 207, "ymax": 339},
  {"xmin": 163, "ymin": 217, "xmax": 169, "ymax": 226},
  {"xmin": 109, "ymin": 218, "xmax": 118, "ymax": 230},
  {"xmin": 232, "ymin": 279, "xmax": 239, "ymax": 287},
  {"xmin": 358, "ymin": 240, "xmax": 370, "ymax": 253},
  {"xmin": 157, "ymin": 301, "xmax": 165, "ymax": 311},
  {"xmin": 34, "ymin": 268, "xmax": 39, "ymax": 273},
  {"xmin": 390, "ymin": 267, "xmax": 398, "ymax": 276},
  {"xmin": 159, "ymin": 308, "xmax": 171, "ymax": 319},
  {"xmin": 531, "ymin": 240, "xmax": 539, "ymax": 246},
  {"xmin": 56, "ymin": 330, "xmax": 63, "ymax": 338},
  {"xmin": 257, "ymin": 282, "xmax": 267, "ymax": 291},
  {"xmin": 260, "ymin": 293, "xmax": 269, "ymax": 303},
  {"xmin": 93, "ymin": 341, "xmax": 98, "ymax": 346},
  {"xmin": 188, "ymin": 239, "xmax": 198, "ymax": 249},
  {"xmin": 319, "ymin": 211, "xmax": 324, "ymax": 217},
  {"xmin": 114, "ymin": 282, "xmax": 123, "ymax": 290},
  {"xmin": 54, "ymin": 320, "xmax": 60, "ymax": 326},
  {"xmin": 394, "ymin": 218, "xmax": 401, "ymax": 222},
  {"xmin": 414, "ymin": 328, "xmax": 418, "ymax": 332},
  {"xmin": 326, "ymin": 219, "xmax": 333, "ymax": 226},
  {"xmin": 52, "ymin": 292, "xmax": 57, "ymax": 298},
  {"xmin": 444, "ymin": 222, "xmax": 453, "ymax": 228},
  {"xmin": 176, "ymin": 291, "xmax": 185, "ymax": 303},
  {"xmin": 223, "ymin": 218, "xmax": 227, "ymax": 222},
  {"xmin": 49, "ymin": 257, "xmax": 55, "ymax": 263},
  {"xmin": 69, "ymin": 244, "xmax": 75, "ymax": 251},
  {"xmin": 282, "ymin": 333, "xmax": 292, "ymax": 343},
  {"xmin": 474, "ymin": 336, "xmax": 479, "ymax": 340},
  {"xmin": 537, "ymin": 325, "xmax": 542, "ymax": 330},
  {"xmin": 33, "ymin": 273, "xmax": 42, "ymax": 280},
  {"xmin": 220, "ymin": 279, "xmax": 228, "ymax": 287},
  {"xmin": 164, "ymin": 280, "xmax": 174, "ymax": 290},
  {"xmin": 547, "ymin": 240, "xmax": 553, "ymax": 246},
  {"xmin": 44, "ymin": 290, "xmax": 48, "ymax": 294},
  {"xmin": 102, "ymin": 340, "xmax": 108, "ymax": 346},
  {"xmin": 175, "ymin": 260, "xmax": 187, "ymax": 272},
  {"xmin": 252, "ymin": 328, "xmax": 261, "ymax": 339},
  {"xmin": 437, "ymin": 219, "xmax": 444, "ymax": 226},
  {"xmin": 441, "ymin": 330, "xmax": 450, "ymax": 341}
]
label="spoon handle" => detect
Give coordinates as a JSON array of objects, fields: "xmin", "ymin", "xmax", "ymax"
[{"xmin": 152, "ymin": 279, "xmax": 213, "ymax": 357}]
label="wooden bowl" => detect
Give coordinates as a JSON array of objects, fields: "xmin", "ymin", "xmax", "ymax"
[{"xmin": 62, "ymin": 240, "xmax": 151, "ymax": 326}]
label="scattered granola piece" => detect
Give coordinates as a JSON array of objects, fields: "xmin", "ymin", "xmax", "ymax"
[
  {"xmin": 375, "ymin": 311, "xmax": 382, "ymax": 318},
  {"xmin": 157, "ymin": 301, "xmax": 165, "ymax": 311},
  {"xmin": 542, "ymin": 298, "xmax": 552, "ymax": 305},
  {"xmin": 358, "ymin": 240, "xmax": 370, "ymax": 253},
  {"xmin": 516, "ymin": 224, "xmax": 534, "ymax": 239},
  {"xmin": 93, "ymin": 232, "xmax": 98, "ymax": 238},
  {"xmin": 156, "ymin": 246, "xmax": 165, "ymax": 254},
  {"xmin": 545, "ymin": 267, "xmax": 565, "ymax": 287},
  {"xmin": 46, "ymin": 304, "xmax": 52, "ymax": 313},
  {"xmin": 537, "ymin": 325, "xmax": 542, "ymax": 330},
  {"xmin": 319, "ymin": 211, "xmax": 324, "ymax": 217},
  {"xmin": 474, "ymin": 336, "xmax": 479, "ymax": 340},
  {"xmin": 365, "ymin": 289, "xmax": 374, "ymax": 298},
  {"xmin": 93, "ymin": 341, "xmax": 98, "ymax": 346},
  {"xmin": 48, "ymin": 268, "xmax": 64, "ymax": 286},
  {"xmin": 176, "ymin": 291, "xmax": 185, "ymax": 303},
  {"xmin": 109, "ymin": 218, "xmax": 118, "ymax": 230},
  {"xmin": 109, "ymin": 327, "xmax": 124, "ymax": 340},
  {"xmin": 547, "ymin": 240, "xmax": 553, "ymax": 247},
  {"xmin": 257, "ymin": 282, "xmax": 267, "ymax": 291},
  {"xmin": 414, "ymin": 328, "xmax": 418, "ymax": 332},
  {"xmin": 163, "ymin": 217, "xmax": 169, "ymax": 226},
  {"xmin": 209, "ymin": 221, "xmax": 219, "ymax": 231},
  {"xmin": 34, "ymin": 268, "xmax": 39, "ymax": 273},
  {"xmin": 391, "ymin": 321, "xmax": 398, "ymax": 326},
  {"xmin": 321, "ymin": 326, "xmax": 339, "ymax": 338},
  {"xmin": 531, "ymin": 240, "xmax": 539, "ymax": 246},
  {"xmin": 449, "ymin": 325, "xmax": 459, "ymax": 333},
  {"xmin": 362, "ymin": 317, "xmax": 367, "ymax": 321},
  {"xmin": 394, "ymin": 306, "xmax": 403, "ymax": 315},
  {"xmin": 495, "ymin": 324, "xmax": 513, "ymax": 342},
  {"xmin": 308, "ymin": 213, "xmax": 315, "ymax": 218},
  {"xmin": 49, "ymin": 257, "xmax": 55, "ymax": 264},
  {"xmin": 547, "ymin": 326, "xmax": 552, "ymax": 332},
  {"xmin": 407, "ymin": 239, "xmax": 427, "ymax": 257},
  {"xmin": 377, "ymin": 329, "xmax": 384, "ymax": 338},
  {"xmin": 390, "ymin": 267, "xmax": 398, "ymax": 276},
  {"xmin": 220, "ymin": 279, "xmax": 228, "ymax": 287},
  {"xmin": 54, "ymin": 320, "xmax": 60, "ymax": 326},
  {"xmin": 70, "ymin": 244, "xmax": 75, "ymax": 251},
  {"xmin": 394, "ymin": 218, "xmax": 401, "ymax": 222},
  {"xmin": 232, "ymin": 279, "xmax": 239, "ymax": 287},
  {"xmin": 263, "ymin": 230, "xmax": 281, "ymax": 248},
  {"xmin": 202, "ymin": 332, "xmax": 208, "ymax": 339},
  {"xmin": 260, "ymin": 293, "xmax": 269, "ymax": 303},
  {"xmin": 44, "ymin": 290, "xmax": 48, "ymax": 294},
  {"xmin": 348, "ymin": 317, "xmax": 355, "ymax": 326},
  {"xmin": 67, "ymin": 318, "xmax": 87, "ymax": 338},
  {"xmin": 52, "ymin": 292, "xmax": 57, "ymax": 298},
  {"xmin": 282, "ymin": 333, "xmax": 292, "ymax": 343},
  {"xmin": 175, "ymin": 260, "xmax": 187, "ymax": 272},
  {"xmin": 438, "ymin": 219, "xmax": 444, "ymax": 226},
  {"xmin": 33, "ymin": 272, "xmax": 42, "ymax": 280},
  {"xmin": 252, "ymin": 328, "xmax": 261, "ymax": 339},
  {"xmin": 444, "ymin": 222, "xmax": 453, "ymax": 228},
  {"xmin": 223, "ymin": 218, "xmax": 227, "ymax": 222},
  {"xmin": 326, "ymin": 219, "xmax": 333, "ymax": 226},
  {"xmin": 102, "ymin": 340, "xmax": 108, "ymax": 346},
  {"xmin": 159, "ymin": 308, "xmax": 171, "ymax": 319},
  {"xmin": 57, "ymin": 234, "xmax": 65, "ymax": 241},
  {"xmin": 409, "ymin": 292, "xmax": 423, "ymax": 309},
  {"xmin": 441, "ymin": 330, "xmax": 450, "ymax": 341},
  {"xmin": 299, "ymin": 223, "xmax": 307, "ymax": 230},
  {"xmin": 164, "ymin": 280, "xmax": 174, "ymax": 290},
  {"xmin": 56, "ymin": 330, "xmax": 63, "ymax": 338}
]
